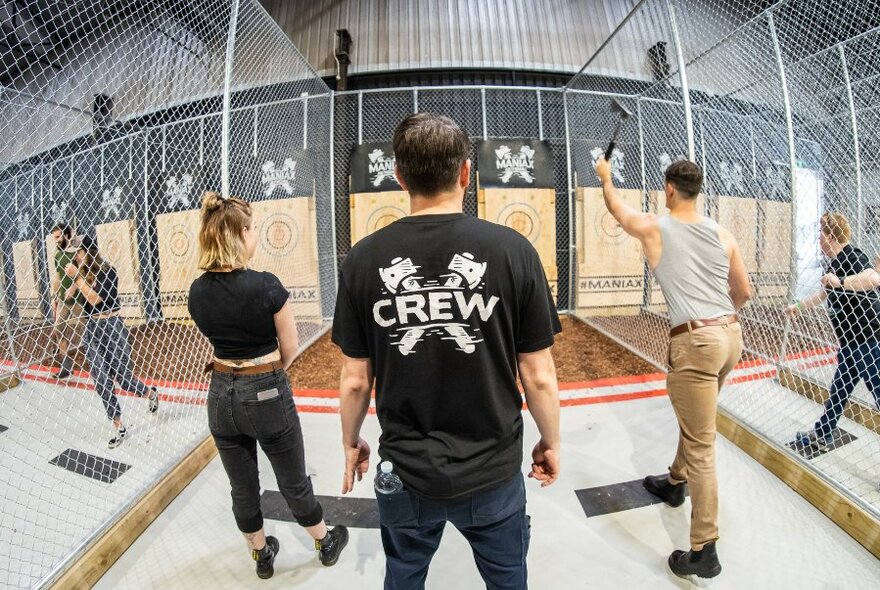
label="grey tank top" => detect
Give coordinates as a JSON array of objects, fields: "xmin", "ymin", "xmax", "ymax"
[{"xmin": 652, "ymin": 215, "xmax": 736, "ymax": 328}]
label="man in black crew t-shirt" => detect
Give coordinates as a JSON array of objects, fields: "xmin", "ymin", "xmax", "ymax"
[{"xmin": 333, "ymin": 113, "xmax": 561, "ymax": 589}]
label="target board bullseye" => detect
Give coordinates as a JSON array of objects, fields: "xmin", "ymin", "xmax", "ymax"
[
  {"xmin": 351, "ymin": 191, "xmax": 410, "ymax": 246},
  {"xmin": 260, "ymin": 213, "xmax": 300, "ymax": 257},
  {"xmin": 496, "ymin": 202, "xmax": 541, "ymax": 243}
]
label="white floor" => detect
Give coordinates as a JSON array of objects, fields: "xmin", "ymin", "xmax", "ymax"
[{"xmin": 94, "ymin": 390, "xmax": 880, "ymax": 589}]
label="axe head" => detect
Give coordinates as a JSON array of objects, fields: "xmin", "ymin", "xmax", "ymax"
[{"xmin": 610, "ymin": 98, "xmax": 633, "ymax": 120}]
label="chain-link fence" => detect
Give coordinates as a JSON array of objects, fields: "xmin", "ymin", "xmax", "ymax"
[
  {"xmin": 567, "ymin": 0, "xmax": 880, "ymax": 523},
  {"xmin": 0, "ymin": 1, "xmax": 333, "ymax": 588}
]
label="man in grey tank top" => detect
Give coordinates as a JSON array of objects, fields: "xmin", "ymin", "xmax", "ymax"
[{"xmin": 595, "ymin": 158, "xmax": 751, "ymax": 579}]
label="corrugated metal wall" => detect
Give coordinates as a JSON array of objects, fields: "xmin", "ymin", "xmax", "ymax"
[{"xmin": 260, "ymin": 0, "xmax": 650, "ymax": 78}]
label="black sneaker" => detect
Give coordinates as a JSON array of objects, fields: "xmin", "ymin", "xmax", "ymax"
[
  {"xmin": 643, "ymin": 473, "xmax": 687, "ymax": 507},
  {"xmin": 668, "ymin": 541, "xmax": 722, "ymax": 579},
  {"xmin": 108, "ymin": 427, "xmax": 127, "ymax": 448},
  {"xmin": 57, "ymin": 357, "xmax": 73, "ymax": 380},
  {"xmin": 253, "ymin": 536, "xmax": 279, "ymax": 580},
  {"xmin": 148, "ymin": 387, "xmax": 159, "ymax": 414},
  {"xmin": 317, "ymin": 525, "xmax": 349, "ymax": 567}
]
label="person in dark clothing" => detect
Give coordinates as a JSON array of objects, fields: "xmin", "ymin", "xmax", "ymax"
[
  {"xmin": 333, "ymin": 113, "xmax": 561, "ymax": 590},
  {"xmin": 63, "ymin": 234, "xmax": 159, "ymax": 448},
  {"xmin": 787, "ymin": 212, "xmax": 880, "ymax": 449},
  {"xmin": 50, "ymin": 223, "xmax": 84, "ymax": 379},
  {"xmin": 188, "ymin": 192, "xmax": 347, "ymax": 580}
]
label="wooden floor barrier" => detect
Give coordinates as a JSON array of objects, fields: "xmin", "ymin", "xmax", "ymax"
[{"xmin": 49, "ymin": 437, "xmax": 218, "ymax": 589}]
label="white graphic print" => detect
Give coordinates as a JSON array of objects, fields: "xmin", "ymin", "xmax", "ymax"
[
  {"xmin": 717, "ymin": 161, "xmax": 746, "ymax": 194},
  {"xmin": 48, "ymin": 200, "xmax": 70, "ymax": 223},
  {"xmin": 658, "ymin": 152, "xmax": 686, "ymax": 176},
  {"xmin": 373, "ymin": 253, "xmax": 498, "ymax": 356},
  {"xmin": 261, "ymin": 158, "xmax": 297, "ymax": 196},
  {"xmin": 763, "ymin": 165, "xmax": 786, "ymax": 197},
  {"xmin": 495, "ymin": 145, "xmax": 536, "ymax": 183},
  {"xmin": 102, "ymin": 186, "xmax": 123, "ymax": 220},
  {"xmin": 166, "ymin": 174, "xmax": 194, "ymax": 208},
  {"xmin": 368, "ymin": 148, "xmax": 398, "ymax": 187},
  {"xmin": 590, "ymin": 146, "xmax": 625, "ymax": 183},
  {"xmin": 16, "ymin": 211, "xmax": 30, "ymax": 239}
]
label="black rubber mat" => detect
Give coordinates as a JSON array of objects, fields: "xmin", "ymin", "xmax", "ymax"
[
  {"xmin": 0, "ymin": 424, "xmax": 7, "ymax": 433},
  {"xmin": 575, "ymin": 478, "xmax": 688, "ymax": 518},
  {"xmin": 49, "ymin": 449, "xmax": 131, "ymax": 484},
  {"xmin": 786, "ymin": 428, "xmax": 857, "ymax": 460},
  {"xmin": 262, "ymin": 492, "xmax": 380, "ymax": 529}
]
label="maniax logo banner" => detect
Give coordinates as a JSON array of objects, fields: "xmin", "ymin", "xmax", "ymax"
[
  {"xmin": 48, "ymin": 201, "xmax": 70, "ymax": 224},
  {"xmin": 16, "ymin": 211, "xmax": 30, "ymax": 239},
  {"xmin": 372, "ymin": 252, "xmax": 499, "ymax": 356},
  {"xmin": 494, "ymin": 145, "xmax": 536, "ymax": 183},
  {"xmin": 478, "ymin": 139, "xmax": 554, "ymax": 189},
  {"xmin": 350, "ymin": 142, "xmax": 402, "ymax": 194},
  {"xmin": 716, "ymin": 161, "xmax": 746, "ymax": 194},
  {"xmin": 368, "ymin": 148, "xmax": 397, "ymax": 187},
  {"xmin": 590, "ymin": 146, "xmax": 625, "ymax": 183},
  {"xmin": 102, "ymin": 187, "xmax": 123, "ymax": 221},
  {"xmin": 165, "ymin": 174, "xmax": 194, "ymax": 209},
  {"xmin": 262, "ymin": 158, "xmax": 297, "ymax": 197}
]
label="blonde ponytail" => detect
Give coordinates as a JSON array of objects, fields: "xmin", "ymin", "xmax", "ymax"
[{"xmin": 197, "ymin": 192, "xmax": 253, "ymax": 270}]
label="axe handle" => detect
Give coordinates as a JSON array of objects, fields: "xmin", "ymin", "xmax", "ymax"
[{"xmin": 605, "ymin": 119, "xmax": 624, "ymax": 160}]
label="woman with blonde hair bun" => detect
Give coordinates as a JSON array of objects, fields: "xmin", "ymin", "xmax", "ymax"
[{"xmin": 188, "ymin": 192, "xmax": 347, "ymax": 579}]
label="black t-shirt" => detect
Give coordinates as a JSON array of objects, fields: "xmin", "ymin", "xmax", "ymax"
[
  {"xmin": 332, "ymin": 213, "xmax": 561, "ymax": 501},
  {"xmin": 188, "ymin": 269, "xmax": 290, "ymax": 359},
  {"xmin": 826, "ymin": 244, "xmax": 880, "ymax": 345},
  {"xmin": 85, "ymin": 265, "xmax": 120, "ymax": 315}
]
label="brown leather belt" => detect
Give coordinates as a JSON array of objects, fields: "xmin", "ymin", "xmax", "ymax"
[
  {"xmin": 205, "ymin": 361, "xmax": 283, "ymax": 375},
  {"xmin": 669, "ymin": 314, "xmax": 739, "ymax": 338}
]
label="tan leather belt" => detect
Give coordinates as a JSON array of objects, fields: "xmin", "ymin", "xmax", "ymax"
[
  {"xmin": 205, "ymin": 360, "xmax": 283, "ymax": 375},
  {"xmin": 669, "ymin": 314, "xmax": 738, "ymax": 338},
  {"xmin": 92, "ymin": 311, "xmax": 120, "ymax": 320}
]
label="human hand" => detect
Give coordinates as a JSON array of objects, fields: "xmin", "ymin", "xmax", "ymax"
[
  {"xmin": 594, "ymin": 157, "xmax": 612, "ymax": 184},
  {"xmin": 63, "ymin": 263, "xmax": 78, "ymax": 278},
  {"xmin": 783, "ymin": 303, "xmax": 799, "ymax": 318},
  {"xmin": 341, "ymin": 437, "xmax": 371, "ymax": 494},
  {"xmin": 64, "ymin": 285, "xmax": 77, "ymax": 300},
  {"xmin": 821, "ymin": 273, "xmax": 841, "ymax": 289},
  {"xmin": 528, "ymin": 439, "xmax": 560, "ymax": 487}
]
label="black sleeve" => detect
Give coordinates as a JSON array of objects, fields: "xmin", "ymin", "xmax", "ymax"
[
  {"xmin": 331, "ymin": 273, "xmax": 370, "ymax": 358},
  {"xmin": 264, "ymin": 273, "xmax": 289, "ymax": 314},
  {"xmin": 849, "ymin": 249, "xmax": 871, "ymax": 275},
  {"xmin": 516, "ymin": 247, "xmax": 562, "ymax": 353},
  {"xmin": 94, "ymin": 266, "xmax": 118, "ymax": 308}
]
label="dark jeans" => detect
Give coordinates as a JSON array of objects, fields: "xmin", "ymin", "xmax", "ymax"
[
  {"xmin": 816, "ymin": 339, "xmax": 880, "ymax": 438},
  {"xmin": 208, "ymin": 368, "xmax": 322, "ymax": 533},
  {"xmin": 376, "ymin": 473, "xmax": 530, "ymax": 590},
  {"xmin": 83, "ymin": 315, "xmax": 150, "ymax": 420}
]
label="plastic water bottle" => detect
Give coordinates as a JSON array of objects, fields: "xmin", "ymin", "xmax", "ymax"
[{"xmin": 374, "ymin": 461, "xmax": 403, "ymax": 494}]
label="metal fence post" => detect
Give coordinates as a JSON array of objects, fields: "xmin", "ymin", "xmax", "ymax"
[
  {"xmin": 664, "ymin": 0, "xmax": 696, "ymax": 162},
  {"xmin": 221, "ymin": 0, "xmax": 241, "ymax": 198},
  {"xmin": 839, "ymin": 44, "xmax": 863, "ymax": 240}
]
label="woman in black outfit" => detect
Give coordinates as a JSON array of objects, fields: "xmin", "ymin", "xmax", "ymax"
[{"xmin": 188, "ymin": 192, "xmax": 347, "ymax": 579}]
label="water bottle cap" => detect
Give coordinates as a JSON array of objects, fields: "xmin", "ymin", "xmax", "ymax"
[{"xmin": 380, "ymin": 461, "xmax": 393, "ymax": 474}]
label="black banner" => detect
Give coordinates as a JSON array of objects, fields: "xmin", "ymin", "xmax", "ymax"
[
  {"xmin": 350, "ymin": 142, "xmax": 401, "ymax": 194},
  {"xmin": 477, "ymin": 139, "xmax": 554, "ymax": 189}
]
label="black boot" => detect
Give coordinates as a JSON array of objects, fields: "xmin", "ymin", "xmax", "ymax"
[
  {"xmin": 643, "ymin": 473, "xmax": 687, "ymax": 507},
  {"xmin": 668, "ymin": 541, "xmax": 722, "ymax": 579},
  {"xmin": 253, "ymin": 536, "xmax": 279, "ymax": 580},
  {"xmin": 317, "ymin": 525, "xmax": 349, "ymax": 567}
]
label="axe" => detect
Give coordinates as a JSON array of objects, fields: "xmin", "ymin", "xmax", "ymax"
[{"xmin": 605, "ymin": 99, "xmax": 633, "ymax": 161}]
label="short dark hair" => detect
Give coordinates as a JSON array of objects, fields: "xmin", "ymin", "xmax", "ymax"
[
  {"xmin": 665, "ymin": 160, "xmax": 703, "ymax": 198},
  {"xmin": 51, "ymin": 223, "xmax": 72, "ymax": 238},
  {"xmin": 392, "ymin": 113, "xmax": 469, "ymax": 196}
]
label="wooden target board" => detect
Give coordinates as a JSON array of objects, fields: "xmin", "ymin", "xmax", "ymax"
[
  {"xmin": 478, "ymin": 187, "xmax": 557, "ymax": 269},
  {"xmin": 717, "ymin": 196, "xmax": 758, "ymax": 274},
  {"xmin": 156, "ymin": 208, "xmax": 202, "ymax": 320},
  {"xmin": 576, "ymin": 187, "xmax": 643, "ymax": 316},
  {"xmin": 758, "ymin": 200, "xmax": 792, "ymax": 301},
  {"xmin": 251, "ymin": 197, "xmax": 322, "ymax": 327},
  {"xmin": 13, "ymin": 239, "xmax": 42, "ymax": 320},
  {"xmin": 96, "ymin": 220, "xmax": 143, "ymax": 320},
  {"xmin": 350, "ymin": 191, "xmax": 410, "ymax": 246}
]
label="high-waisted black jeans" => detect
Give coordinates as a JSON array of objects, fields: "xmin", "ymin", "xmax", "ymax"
[{"xmin": 208, "ymin": 368, "xmax": 323, "ymax": 533}]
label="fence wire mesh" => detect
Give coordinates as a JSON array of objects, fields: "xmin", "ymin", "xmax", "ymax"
[
  {"xmin": 568, "ymin": 0, "xmax": 880, "ymax": 521},
  {"xmin": 0, "ymin": 1, "xmax": 333, "ymax": 588}
]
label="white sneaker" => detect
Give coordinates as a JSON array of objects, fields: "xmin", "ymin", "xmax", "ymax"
[{"xmin": 109, "ymin": 427, "xmax": 127, "ymax": 448}]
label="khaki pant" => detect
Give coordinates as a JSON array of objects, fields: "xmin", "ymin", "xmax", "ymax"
[
  {"xmin": 666, "ymin": 322, "xmax": 743, "ymax": 550},
  {"xmin": 54, "ymin": 300, "xmax": 85, "ymax": 349}
]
